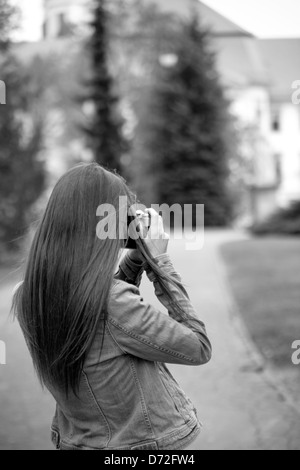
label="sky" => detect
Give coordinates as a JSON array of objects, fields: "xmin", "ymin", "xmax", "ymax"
[
  {"xmin": 202, "ymin": 0, "xmax": 300, "ymax": 38},
  {"xmin": 12, "ymin": 0, "xmax": 44, "ymax": 41},
  {"xmin": 12, "ymin": 0, "xmax": 300, "ymax": 42}
]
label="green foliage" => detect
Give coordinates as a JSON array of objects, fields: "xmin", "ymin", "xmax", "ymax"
[
  {"xmin": 84, "ymin": 0, "xmax": 126, "ymax": 173},
  {"xmin": 221, "ymin": 239, "xmax": 300, "ymax": 368},
  {"xmin": 0, "ymin": 0, "xmax": 18, "ymax": 52},
  {"xmin": 133, "ymin": 17, "xmax": 233, "ymax": 226},
  {"xmin": 0, "ymin": 2, "xmax": 45, "ymax": 253},
  {"xmin": 252, "ymin": 201, "xmax": 300, "ymax": 236}
]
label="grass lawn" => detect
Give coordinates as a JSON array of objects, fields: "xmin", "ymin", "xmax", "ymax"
[{"xmin": 220, "ymin": 238, "xmax": 300, "ymax": 369}]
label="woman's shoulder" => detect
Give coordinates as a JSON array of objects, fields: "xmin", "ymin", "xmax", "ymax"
[
  {"xmin": 110, "ymin": 279, "xmax": 140, "ymax": 298},
  {"xmin": 108, "ymin": 280, "xmax": 142, "ymax": 318}
]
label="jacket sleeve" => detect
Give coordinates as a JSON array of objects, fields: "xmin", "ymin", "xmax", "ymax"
[
  {"xmin": 108, "ymin": 255, "xmax": 212, "ymax": 366},
  {"xmin": 114, "ymin": 251, "xmax": 144, "ymax": 288}
]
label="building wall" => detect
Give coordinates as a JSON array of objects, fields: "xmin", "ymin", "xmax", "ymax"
[
  {"xmin": 44, "ymin": 0, "xmax": 91, "ymax": 38},
  {"xmin": 271, "ymin": 103, "xmax": 300, "ymax": 205},
  {"xmin": 230, "ymin": 86, "xmax": 278, "ymax": 187}
]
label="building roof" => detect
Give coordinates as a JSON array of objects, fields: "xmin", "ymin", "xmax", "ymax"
[
  {"xmin": 12, "ymin": 0, "xmax": 300, "ymax": 102},
  {"xmin": 151, "ymin": 0, "xmax": 252, "ymax": 37},
  {"xmin": 195, "ymin": 0, "xmax": 253, "ymax": 37},
  {"xmin": 258, "ymin": 38, "xmax": 300, "ymax": 101},
  {"xmin": 194, "ymin": 2, "xmax": 300, "ymax": 98},
  {"xmin": 211, "ymin": 36, "xmax": 268, "ymax": 88},
  {"xmin": 151, "ymin": 0, "xmax": 267, "ymax": 88}
]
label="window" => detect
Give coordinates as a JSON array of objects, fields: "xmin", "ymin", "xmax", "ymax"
[
  {"xmin": 275, "ymin": 153, "xmax": 282, "ymax": 185},
  {"xmin": 272, "ymin": 115, "xmax": 280, "ymax": 131},
  {"xmin": 42, "ymin": 21, "xmax": 48, "ymax": 39},
  {"xmin": 271, "ymin": 108, "xmax": 281, "ymax": 132},
  {"xmin": 57, "ymin": 13, "xmax": 73, "ymax": 37}
]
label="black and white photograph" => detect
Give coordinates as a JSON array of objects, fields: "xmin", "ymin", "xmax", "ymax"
[{"xmin": 0, "ymin": 0, "xmax": 300, "ymax": 452}]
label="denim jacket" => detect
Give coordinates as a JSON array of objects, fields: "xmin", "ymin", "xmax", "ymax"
[{"xmin": 50, "ymin": 252, "xmax": 212, "ymax": 451}]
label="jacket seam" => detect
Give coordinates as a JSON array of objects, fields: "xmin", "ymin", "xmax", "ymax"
[
  {"xmin": 157, "ymin": 364, "xmax": 191, "ymax": 423},
  {"xmin": 110, "ymin": 279, "xmax": 126, "ymax": 295},
  {"xmin": 59, "ymin": 439, "xmax": 105, "ymax": 451},
  {"xmin": 54, "ymin": 416, "xmax": 199, "ymax": 451},
  {"xmin": 82, "ymin": 371, "xmax": 112, "ymax": 447},
  {"xmin": 118, "ymin": 265, "xmax": 144, "ymax": 287},
  {"xmin": 108, "ymin": 317, "xmax": 197, "ymax": 364},
  {"xmin": 56, "ymin": 417, "xmax": 199, "ymax": 451},
  {"xmin": 106, "ymin": 322, "xmax": 128, "ymax": 355},
  {"xmin": 128, "ymin": 357, "xmax": 155, "ymax": 439},
  {"xmin": 172, "ymin": 425, "xmax": 202, "ymax": 451},
  {"xmin": 51, "ymin": 426, "xmax": 61, "ymax": 450}
]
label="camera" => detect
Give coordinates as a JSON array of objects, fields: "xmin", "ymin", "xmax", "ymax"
[{"xmin": 125, "ymin": 211, "xmax": 151, "ymax": 249}]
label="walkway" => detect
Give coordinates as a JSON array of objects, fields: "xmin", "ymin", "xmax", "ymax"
[{"xmin": 1, "ymin": 230, "xmax": 300, "ymax": 449}]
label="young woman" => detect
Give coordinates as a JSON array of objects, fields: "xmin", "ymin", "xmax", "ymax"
[{"xmin": 13, "ymin": 163, "xmax": 212, "ymax": 451}]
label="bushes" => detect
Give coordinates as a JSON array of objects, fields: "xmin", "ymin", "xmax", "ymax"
[
  {"xmin": 0, "ymin": 1, "xmax": 45, "ymax": 254},
  {"xmin": 252, "ymin": 201, "xmax": 300, "ymax": 236}
]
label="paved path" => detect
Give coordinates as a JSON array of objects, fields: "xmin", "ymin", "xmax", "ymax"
[
  {"xmin": 0, "ymin": 277, "xmax": 54, "ymax": 450},
  {"xmin": 0, "ymin": 230, "xmax": 300, "ymax": 450},
  {"xmin": 144, "ymin": 230, "xmax": 300, "ymax": 450}
]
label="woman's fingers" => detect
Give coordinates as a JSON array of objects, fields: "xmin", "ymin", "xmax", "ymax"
[
  {"xmin": 145, "ymin": 209, "xmax": 164, "ymax": 239},
  {"xmin": 143, "ymin": 209, "xmax": 169, "ymax": 257}
]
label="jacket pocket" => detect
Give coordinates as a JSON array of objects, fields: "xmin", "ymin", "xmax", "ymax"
[
  {"xmin": 130, "ymin": 441, "xmax": 158, "ymax": 450},
  {"xmin": 51, "ymin": 427, "xmax": 61, "ymax": 450},
  {"xmin": 158, "ymin": 365, "xmax": 193, "ymax": 423}
]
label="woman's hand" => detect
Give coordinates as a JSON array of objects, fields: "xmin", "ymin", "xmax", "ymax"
[
  {"xmin": 144, "ymin": 209, "xmax": 169, "ymax": 258},
  {"xmin": 128, "ymin": 248, "xmax": 144, "ymax": 264}
]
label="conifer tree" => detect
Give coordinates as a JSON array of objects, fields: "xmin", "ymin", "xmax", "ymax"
[
  {"xmin": 136, "ymin": 17, "xmax": 233, "ymax": 226},
  {"xmin": 0, "ymin": 0, "xmax": 45, "ymax": 253},
  {"xmin": 85, "ymin": 0, "xmax": 126, "ymax": 172}
]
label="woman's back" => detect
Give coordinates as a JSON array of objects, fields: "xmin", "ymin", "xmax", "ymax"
[
  {"xmin": 49, "ymin": 253, "xmax": 211, "ymax": 450},
  {"xmin": 12, "ymin": 164, "xmax": 211, "ymax": 451}
]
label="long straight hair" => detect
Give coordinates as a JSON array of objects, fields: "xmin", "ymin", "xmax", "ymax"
[{"xmin": 12, "ymin": 163, "xmax": 185, "ymax": 396}]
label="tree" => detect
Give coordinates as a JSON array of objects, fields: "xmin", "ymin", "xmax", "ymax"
[
  {"xmin": 109, "ymin": 0, "xmax": 178, "ymax": 187},
  {"xmin": 84, "ymin": 0, "xmax": 126, "ymax": 172},
  {"xmin": 0, "ymin": 1, "xmax": 45, "ymax": 254},
  {"xmin": 134, "ymin": 17, "xmax": 233, "ymax": 226},
  {"xmin": 0, "ymin": 0, "xmax": 18, "ymax": 52}
]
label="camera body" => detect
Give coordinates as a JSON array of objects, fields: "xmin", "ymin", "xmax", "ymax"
[{"xmin": 125, "ymin": 211, "xmax": 150, "ymax": 249}]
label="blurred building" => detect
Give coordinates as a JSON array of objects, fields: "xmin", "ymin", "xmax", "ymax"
[
  {"xmin": 43, "ymin": 0, "xmax": 91, "ymax": 38},
  {"xmin": 150, "ymin": 0, "xmax": 300, "ymax": 220},
  {"xmin": 21, "ymin": 0, "xmax": 300, "ymax": 221}
]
